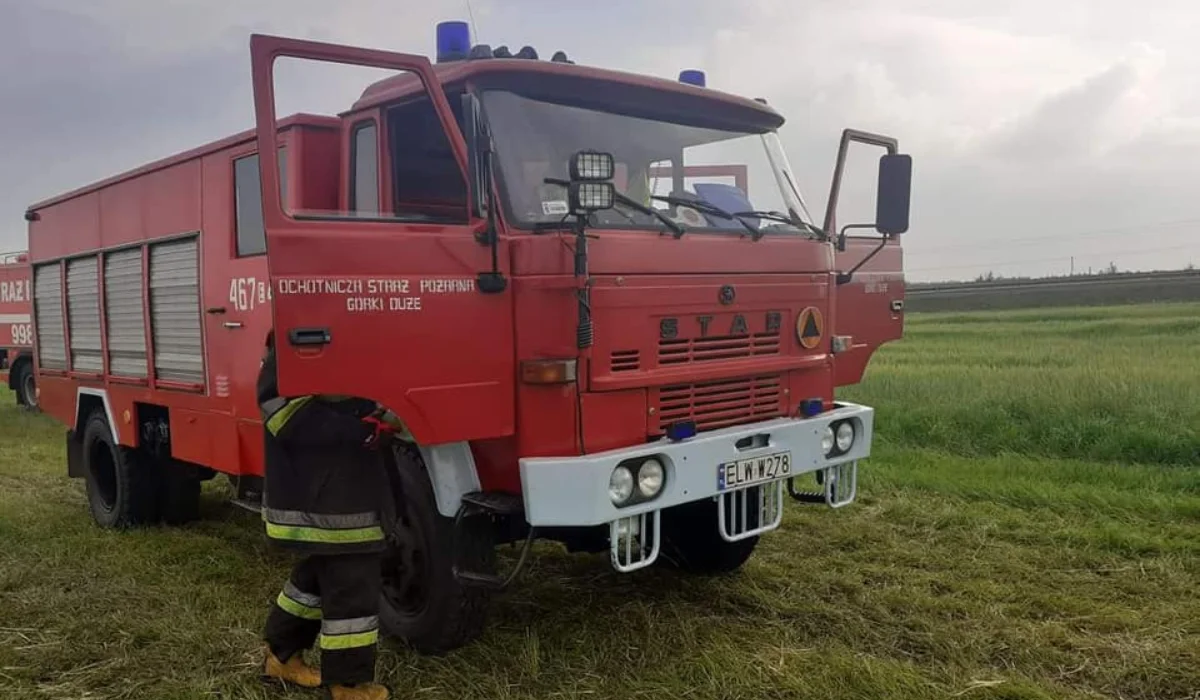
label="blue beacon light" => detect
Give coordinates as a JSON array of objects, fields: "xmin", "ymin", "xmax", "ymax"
[
  {"xmin": 678, "ymin": 70, "xmax": 706, "ymax": 87},
  {"xmin": 436, "ymin": 21, "xmax": 471, "ymax": 63},
  {"xmin": 666, "ymin": 420, "xmax": 698, "ymax": 442}
]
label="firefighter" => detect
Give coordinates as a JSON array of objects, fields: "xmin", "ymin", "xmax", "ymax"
[{"xmin": 257, "ymin": 330, "xmax": 393, "ymax": 700}]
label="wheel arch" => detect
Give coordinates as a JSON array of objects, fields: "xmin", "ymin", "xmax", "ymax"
[
  {"xmin": 419, "ymin": 442, "xmax": 483, "ymax": 517},
  {"xmin": 75, "ymin": 388, "xmax": 117, "ymax": 443},
  {"xmin": 388, "ymin": 438, "xmax": 481, "ymax": 518},
  {"xmin": 371, "ymin": 399, "xmax": 482, "ymax": 518}
]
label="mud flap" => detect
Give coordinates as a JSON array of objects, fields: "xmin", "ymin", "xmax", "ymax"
[{"xmin": 66, "ymin": 430, "xmax": 85, "ymax": 479}]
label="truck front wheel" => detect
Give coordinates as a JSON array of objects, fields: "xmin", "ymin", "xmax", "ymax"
[
  {"xmin": 82, "ymin": 410, "xmax": 155, "ymax": 528},
  {"xmin": 377, "ymin": 445, "xmax": 495, "ymax": 655},
  {"xmin": 660, "ymin": 498, "xmax": 760, "ymax": 574}
]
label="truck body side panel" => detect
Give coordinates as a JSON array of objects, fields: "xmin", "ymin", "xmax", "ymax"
[{"xmin": 28, "ymin": 118, "xmax": 339, "ymax": 478}]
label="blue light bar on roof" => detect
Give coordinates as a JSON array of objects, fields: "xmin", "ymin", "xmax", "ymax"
[
  {"xmin": 436, "ymin": 21, "xmax": 471, "ymax": 63},
  {"xmin": 679, "ymin": 69, "xmax": 706, "ymax": 87}
]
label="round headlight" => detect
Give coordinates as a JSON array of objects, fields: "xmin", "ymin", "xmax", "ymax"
[
  {"xmin": 836, "ymin": 422, "xmax": 855, "ymax": 452},
  {"xmin": 609, "ymin": 465, "xmax": 634, "ymax": 505},
  {"xmin": 637, "ymin": 458, "xmax": 665, "ymax": 498},
  {"xmin": 821, "ymin": 426, "xmax": 835, "ymax": 455}
]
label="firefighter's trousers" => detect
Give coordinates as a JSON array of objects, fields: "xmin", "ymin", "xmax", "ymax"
[{"xmin": 265, "ymin": 552, "xmax": 383, "ymax": 687}]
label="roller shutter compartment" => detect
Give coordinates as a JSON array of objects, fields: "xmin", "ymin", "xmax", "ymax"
[
  {"xmin": 66, "ymin": 256, "xmax": 103, "ymax": 373},
  {"xmin": 33, "ymin": 263, "xmax": 66, "ymax": 370},
  {"xmin": 149, "ymin": 238, "xmax": 204, "ymax": 385},
  {"xmin": 104, "ymin": 248, "xmax": 148, "ymax": 378}
]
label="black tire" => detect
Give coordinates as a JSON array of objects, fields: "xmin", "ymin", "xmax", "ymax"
[
  {"xmin": 377, "ymin": 445, "xmax": 495, "ymax": 655},
  {"xmin": 82, "ymin": 410, "xmax": 155, "ymax": 529},
  {"xmin": 13, "ymin": 361, "xmax": 35, "ymax": 410},
  {"xmin": 660, "ymin": 496, "xmax": 760, "ymax": 574}
]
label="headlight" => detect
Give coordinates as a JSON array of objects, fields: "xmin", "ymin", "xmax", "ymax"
[
  {"xmin": 836, "ymin": 422, "xmax": 855, "ymax": 452},
  {"xmin": 609, "ymin": 465, "xmax": 634, "ymax": 505},
  {"xmin": 821, "ymin": 426, "xmax": 835, "ymax": 455},
  {"xmin": 637, "ymin": 458, "xmax": 665, "ymax": 498}
]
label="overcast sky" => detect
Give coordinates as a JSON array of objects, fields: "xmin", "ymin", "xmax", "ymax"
[{"xmin": 3, "ymin": 0, "xmax": 1199, "ymax": 281}]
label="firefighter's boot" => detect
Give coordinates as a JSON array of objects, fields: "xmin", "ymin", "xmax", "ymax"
[
  {"xmin": 329, "ymin": 683, "xmax": 390, "ymax": 700},
  {"xmin": 263, "ymin": 649, "xmax": 322, "ymax": 688}
]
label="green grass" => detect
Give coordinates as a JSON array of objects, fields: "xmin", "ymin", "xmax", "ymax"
[
  {"xmin": 1, "ymin": 302, "xmax": 1199, "ymax": 699},
  {"xmin": 843, "ymin": 303, "xmax": 1200, "ymax": 465}
]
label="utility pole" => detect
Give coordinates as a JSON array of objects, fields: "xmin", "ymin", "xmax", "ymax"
[{"xmin": 1070, "ymin": 256, "xmax": 1074, "ymax": 276}]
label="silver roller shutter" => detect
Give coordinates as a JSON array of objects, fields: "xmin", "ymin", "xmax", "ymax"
[
  {"xmin": 33, "ymin": 263, "xmax": 67, "ymax": 370},
  {"xmin": 104, "ymin": 248, "xmax": 148, "ymax": 378},
  {"xmin": 66, "ymin": 256, "xmax": 103, "ymax": 373},
  {"xmin": 149, "ymin": 237, "xmax": 204, "ymax": 384}
]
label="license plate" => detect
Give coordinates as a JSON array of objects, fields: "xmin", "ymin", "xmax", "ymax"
[{"xmin": 717, "ymin": 451, "xmax": 792, "ymax": 491}]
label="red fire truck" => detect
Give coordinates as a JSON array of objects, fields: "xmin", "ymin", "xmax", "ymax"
[
  {"xmin": 25, "ymin": 23, "xmax": 910, "ymax": 653},
  {"xmin": 0, "ymin": 251, "xmax": 36, "ymax": 408}
]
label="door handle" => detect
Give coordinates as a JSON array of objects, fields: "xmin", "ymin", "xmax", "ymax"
[
  {"xmin": 288, "ymin": 327, "xmax": 331, "ymax": 346},
  {"xmin": 223, "ymin": 321, "xmax": 244, "ymax": 329}
]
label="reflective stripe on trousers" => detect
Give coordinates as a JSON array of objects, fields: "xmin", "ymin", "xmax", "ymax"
[
  {"xmin": 320, "ymin": 615, "xmax": 379, "ymax": 650},
  {"xmin": 276, "ymin": 581, "xmax": 322, "ymax": 620},
  {"xmin": 263, "ymin": 508, "xmax": 385, "ymax": 546}
]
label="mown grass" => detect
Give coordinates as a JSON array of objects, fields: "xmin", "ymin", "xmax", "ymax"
[{"xmin": 1, "ymin": 302, "xmax": 1198, "ymax": 699}]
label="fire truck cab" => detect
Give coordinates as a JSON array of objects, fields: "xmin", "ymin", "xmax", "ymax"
[
  {"xmin": 0, "ymin": 251, "xmax": 35, "ymax": 408},
  {"xmin": 26, "ymin": 23, "xmax": 911, "ymax": 654}
]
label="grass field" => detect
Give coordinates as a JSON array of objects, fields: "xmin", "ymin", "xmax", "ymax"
[{"xmin": 1, "ymin": 303, "xmax": 1198, "ymax": 700}]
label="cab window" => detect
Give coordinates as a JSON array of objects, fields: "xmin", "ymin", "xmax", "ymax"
[
  {"xmin": 386, "ymin": 94, "xmax": 468, "ymax": 223},
  {"xmin": 234, "ymin": 147, "xmax": 288, "ymax": 257},
  {"xmin": 350, "ymin": 121, "xmax": 379, "ymax": 214}
]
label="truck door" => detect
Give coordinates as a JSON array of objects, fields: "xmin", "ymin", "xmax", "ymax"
[
  {"xmin": 249, "ymin": 35, "xmax": 514, "ymax": 445},
  {"xmin": 824, "ymin": 130, "xmax": 908, "ymax": 386}
]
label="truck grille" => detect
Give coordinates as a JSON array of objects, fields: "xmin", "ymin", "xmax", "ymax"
[
  {"xmin": 658, "ymin": 332, "xmax": 780, "ymax": 366},
  {"xmin": 653, "ymin": 375, "xmax": 784, "ymax": 434}
]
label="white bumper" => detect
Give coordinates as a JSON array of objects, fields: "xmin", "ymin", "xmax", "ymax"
[{"xmin": 518, "ymin": 402, "xmax": 874, "ymax": 527}]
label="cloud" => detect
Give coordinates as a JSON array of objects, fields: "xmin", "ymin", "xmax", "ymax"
[
  {"xmin": 648, "ymin": 1, "xmax": 1200, "ymax": 278},
  {"xmin": 982, "ymin": 44, "xmax": 1168, "ymax": 165}
]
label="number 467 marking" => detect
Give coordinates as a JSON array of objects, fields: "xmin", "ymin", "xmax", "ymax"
[{"xmin": 228, "ymin": 277, "xmax": 271, "ymax": 312}]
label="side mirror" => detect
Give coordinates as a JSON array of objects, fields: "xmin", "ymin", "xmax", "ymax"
[{"xmin": 875, "ymin": 153, "xmax": 912, "ymax": 235}]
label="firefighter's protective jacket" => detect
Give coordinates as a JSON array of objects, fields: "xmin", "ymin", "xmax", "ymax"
[{"xmin": 256, "ymin": 345, "xmax": 389, "ymax": 554}]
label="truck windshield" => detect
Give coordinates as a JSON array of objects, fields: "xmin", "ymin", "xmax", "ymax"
[{"xmin": 481, "ymin": 90, "xmax": 814, "ymax": 234}]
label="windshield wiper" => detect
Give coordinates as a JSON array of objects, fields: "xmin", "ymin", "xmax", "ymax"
[
  {"xmin": 543, "ymin": 178, "xmax": 685, "ymax": 237},
  {"xmin": 653, "ymin": 195, "xmax": 762, "ymax": 240},
  {"xmin": 613, "ymin": 193, "xmax": 685, "ymax": 237},
  {"xmin": 733, "ymin": 210, "xmax": 824, "ymax": 238}
]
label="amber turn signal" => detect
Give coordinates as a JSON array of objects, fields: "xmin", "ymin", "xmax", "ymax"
[{"xmin": 520, "ymin": 359, "xmax": 578, "ymax": 384}]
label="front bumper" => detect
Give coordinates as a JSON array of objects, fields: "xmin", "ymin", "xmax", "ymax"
[{"xmin": 520, "ymin": 402, "xmax": 873, "ymax": 569}]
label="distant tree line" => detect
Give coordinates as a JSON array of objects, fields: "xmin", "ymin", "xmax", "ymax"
[{"xmin": 917, "ymin": 262, "xmax": 1197, "ymax": 287}]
